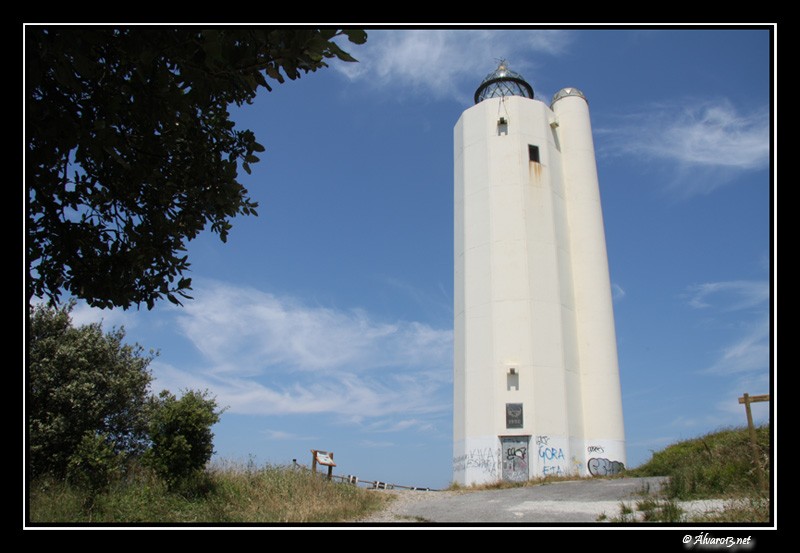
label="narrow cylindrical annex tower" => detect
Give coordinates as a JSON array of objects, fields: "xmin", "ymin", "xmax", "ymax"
[{"xmin": 453, "ymin": 63, "xmax": 625, "ymax": 485}]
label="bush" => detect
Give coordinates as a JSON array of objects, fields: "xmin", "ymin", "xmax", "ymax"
[
  {"xmin": 66, "ymin": 432, "xmax": 124, "ymax": 494},
  {"xmin": 28, "ymin": 302, "xmax": 153, "ymax": 479},
  {"xmin": 28, "ymin": 303, "xmax": 225, "ymax": 500},
  {"xmin": 145, "ymin": 389, "xmax": 223, "ymax": 489}
]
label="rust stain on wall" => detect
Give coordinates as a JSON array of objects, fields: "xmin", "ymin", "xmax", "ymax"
[{"xmin": 529, "ymin": 161, "xmax": 542, "ymax": 183}]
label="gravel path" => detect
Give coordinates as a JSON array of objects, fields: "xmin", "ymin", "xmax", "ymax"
[
  {"xmin": 349, "ymin": 489, "xmax": 461, "ymax": 523},
  {"xmin": 347, "ymin": 478, "xmax": 731, "ymax": 524}
]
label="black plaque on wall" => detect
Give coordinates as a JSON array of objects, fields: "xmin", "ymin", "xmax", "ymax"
[{"xmin": 506, "ymin": 403, "xmax": 523, "ymax": 429}]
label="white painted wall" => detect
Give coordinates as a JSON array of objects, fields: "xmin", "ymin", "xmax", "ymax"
[
  {"xmin": 453, "ymin": 90, "xmax": 625, "ymax": 485},
  {"xmin": 552, "ymin": 93, "xmax": 626, "ymax": 469}
]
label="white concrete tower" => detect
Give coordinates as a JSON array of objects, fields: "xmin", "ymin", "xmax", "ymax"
[{"xmin": 453, "ymin": 62, "xmax": 625, "ymax": 485}]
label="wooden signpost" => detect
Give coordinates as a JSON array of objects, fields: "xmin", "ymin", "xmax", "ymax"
[
  {"xmin": 738, "ymin": 393, "xmax": 769, "ymax": 491},
  {"xmin": 311, "ymin": 449, "xmax": 336, "ymax": 480}
]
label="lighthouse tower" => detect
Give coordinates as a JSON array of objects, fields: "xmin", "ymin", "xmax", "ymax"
[{"xmin": 453, "ymin": 62, "xmax": 626, "ymax": 485}]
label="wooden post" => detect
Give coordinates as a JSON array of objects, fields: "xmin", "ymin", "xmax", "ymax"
[{"xmin": 738, "ymin": 393, "xmax": 769, "ymax": 491}]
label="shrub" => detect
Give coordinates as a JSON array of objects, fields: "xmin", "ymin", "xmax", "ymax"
[
  {"xmin": 65, "ymin": 431, "xmax": 123, "ymax": 494},
  {"xmin": 145, "ymin": 389, "xmax": 223, "ymax": 489},
  {"xmin": 28, "ymin": 302, "xmax": 153, "ymax": 479}
]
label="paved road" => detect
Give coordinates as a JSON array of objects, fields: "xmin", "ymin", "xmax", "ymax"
[{"xmin": 356, "ymin": 477, "xmax": 728, "ymax": 524}]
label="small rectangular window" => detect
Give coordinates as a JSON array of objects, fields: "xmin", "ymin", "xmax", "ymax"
[
  {"xmin": 507, "ymin": 369, "xmax": 519, "ymax": 391},
  {"xmin": 528, "ymin": 145, "xmax": 540, "ymax": 163}
]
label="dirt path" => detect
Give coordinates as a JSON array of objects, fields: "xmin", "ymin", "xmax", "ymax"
[
  {"xmin": 346, "ymin": 478, "xmax": 729, "ymax": 524},
  {"xmin": 349, "ymin": 489, "xmax": 461, "ymax": 523}
]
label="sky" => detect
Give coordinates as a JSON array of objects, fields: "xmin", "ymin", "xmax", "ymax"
[{"xmin": 58, "ymin": 27, "xmax": 773, "ymax": 492}]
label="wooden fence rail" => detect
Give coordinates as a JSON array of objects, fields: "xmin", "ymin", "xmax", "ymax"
[{"xmin": 292, "ymin": 458, "xmax": 436, "ymax": 491}]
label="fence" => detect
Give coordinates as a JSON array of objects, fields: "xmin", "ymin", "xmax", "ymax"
[{"xmin": 292, "ymin": 458, "xmax": 437, "ymax": 491}]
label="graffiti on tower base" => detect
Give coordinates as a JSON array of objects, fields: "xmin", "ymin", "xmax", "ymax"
[{"xmin": 587, "ymin": 457, "xmax": 624, "ymax": 476}]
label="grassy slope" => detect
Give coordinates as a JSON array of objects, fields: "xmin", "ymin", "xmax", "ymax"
[
  {"xmin": 622, "ymin": 425, "xmax": 771, "ymax": 523},
  {"xmin": 628, "ymin": 425, "xmax": 770, "ymax": 499},
  {"xmin": 29, "ymin": 464, "xmax": 389, "ymax": 524}
]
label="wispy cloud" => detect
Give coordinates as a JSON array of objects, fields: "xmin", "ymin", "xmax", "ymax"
[
  {"xmin": 682, "ymin": 280, "xmax": 770, "ymax": 377},
  {"xmin": 667, "ymin": 415, "xmax": 705, "ymax": 429},
  {"xmin": 685, "ymin": 280, "xmax": 769, "ymax": 311},
  {"xmin": 667, "ymin": 365, "xmax": 770, "ymax": 430},
  {"xmin": 363, "ymin": 418, "xmax": 437, "ymax": 434},
  {"xmin": 629, "ymin": 435, "xmax": 682, "ymax": 450},
  {"xmin": 358, "ymin": 440, "xmax": 396, "ymax": 449},
  {"xmin": 380, "ymin": 275, "xmax": 453, "ymax": 322},
  {"xmin": 336, "ymin": 29, "xmax": 573, "ymax": 102},
  {"xmin": 703, "ymin": 320, "xmax": 770, "ymax": 375},
  {"xmin": 68, "ymin": 300, "xmax": 141, "ymax": 331},
  {"xmin": 713, "ymin": 370, "xmax": 770, "ymax": 417},
  {"xmin": 599, "ymin": 99, "xmax": 769, "ymax": 196},
  {"xmin": 174, "ymin": 281, "xmax": 452, "ymax": 376},
  {"xmin": 150, "ymin": 280, "xmax": 453, "ymax": 420},
  {"xmin": 612, "ymin": 283, "xmax": 626, "ymax": 301},
  {"xmin": 261, "ymin": 429, "xmax": 317, "ymax": 441}
]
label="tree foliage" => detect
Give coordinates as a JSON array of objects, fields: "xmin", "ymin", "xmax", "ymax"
[
  {"xmin": 65, "ymin": 431, "xmax": 123, "ymax": 495},
  {"xmin": 28, "ymin": 302, "xmax": 154, "ymax": 478},
  {"xmin": 28, "ymin": 303, "xmax": 225, "ymax": 492},
  {"xmin": 145, "ymin": 389, "xmax": 222, "ymax": 487},
  {"xmin": 27, "ymin": 27, "xmax": 367, "ymax": 309}
]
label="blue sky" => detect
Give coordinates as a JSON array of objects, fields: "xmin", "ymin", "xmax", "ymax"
[{"xmin": 66, "ymin": 27, "xmax": 773, "ymax": 491}]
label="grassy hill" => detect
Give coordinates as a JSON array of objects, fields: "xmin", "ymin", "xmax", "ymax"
[
  {"xmin": 629, "ymin": 425, "xmax": 770, "ymax": 498},
  {"xmin": 621, "ymin": 425, "xmax": 771, "ymax": 522},
  {"xmin": 29, "ymin": 462, "xmax": 389, "ymax": 524}
]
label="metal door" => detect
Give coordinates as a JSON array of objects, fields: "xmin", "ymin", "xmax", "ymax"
[{"xmin": 501, "ymin": 435, "xmax": 530, "ymax": 482}]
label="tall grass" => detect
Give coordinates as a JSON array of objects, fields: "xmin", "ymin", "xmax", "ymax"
[
  {"xmin": 623, "ymin": 425, "xmax": 771, "ymax": 523},
  {"xmin": 29, "ymin": 461, "xmax": 390, "ymax": 524},
  {"xmin": 629, "ymin": 425, "xmax": 770, "ymax": 500}
]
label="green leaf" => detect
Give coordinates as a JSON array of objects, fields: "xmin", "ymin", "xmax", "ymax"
[
  {"xmin": 265, "ymin": 64, "xmax": 283, "ymax": 83},
  {"xmin": 326, "ymin": 42, "xmax": 358, "ymax": 63},
  {"xmin": 335, "ymin": 50, "xmax": 358, "ymax": 63},
  {"xmin": 253, "ymin": 71, "xmax": 269, "ymax": 89},
  {"xmin": 343, "ymin": 29, "xmax": 368, "ymax": 45}
]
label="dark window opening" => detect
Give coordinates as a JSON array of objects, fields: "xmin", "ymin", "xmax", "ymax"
[{"xmin": 528, "ymin": 145, "xmax": 540, "ymax": 163}]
